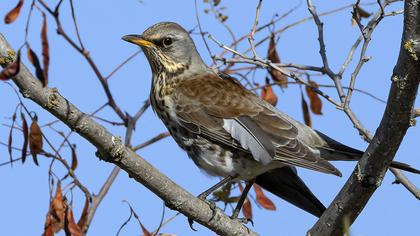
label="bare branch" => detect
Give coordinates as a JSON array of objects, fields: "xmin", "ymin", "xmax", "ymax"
[
  {"xmin": 85, "ymin": 166, "xmax": 121, "ymax": 233},
  {"xmin": 132, "ymin": 132, "xmax": 170, "ymax": 151},
  {"xmin": 344, "ymin": 1, "xmax": 388, "ymax": 109},
  {"xmin": 105, "ymin": 50, "xmax": 142, "ymax": 80},
  {"xmin": 390, "ymin": 168, "xmax": 420, "ymax": 200},
  {"xmin": 338, "ymin": 35, "xmax": 363, "ymax": 76},
  {"xmin": 248, "ymin": 0, "xmax": 263, "ymax": 58}
]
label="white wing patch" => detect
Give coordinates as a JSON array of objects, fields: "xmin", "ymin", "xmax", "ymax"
[{"xmin": 223, "ymin": 118, "xmax": 274, "ymax": 165}]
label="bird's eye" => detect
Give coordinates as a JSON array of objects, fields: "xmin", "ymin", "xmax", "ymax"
[{"xmin": 163, "ymin": 37, "xmax": 173, "ymax": 47}]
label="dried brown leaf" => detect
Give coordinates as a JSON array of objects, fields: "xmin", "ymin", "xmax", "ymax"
[
  {"xmin": 356, "ymin": 5, "xmax": 371, "ymax": 18},
  {"xmin": 305, "ymin": 81, "xmax": 323, "ymax": 115},
  {"xmin": 50, "ymin": 182, "xmax": 65, "ymax": 232},
  {"xmin": 213, "ymin": 0, "xmax": 221, "ymax": 6},
  {"xmin": 20, "ymin": 112, "xmax": 29, "ymax": 163},
  {"xmin": 0, "ymin": 50, "xmax": 21, "ymax": 81},
  {"xmin": 29, "ymin": 115, "xmax": 42, "ymax": 165},
  {"xmin": 218, "ymin": 13, "xmax": 228, "ymax": 22},
  {"xmin": 8, "ymin": 113, "xmax": 16, "ymax": 166},
  {"xmin": 41, "ymin": 13, "xmax": 49, "ymax": 86},
  {"xmin": 70, "ymin": 144, "xmax": 78, "ymax": 172},
  {"xmin": 253, "ymin": 184, "xmax": 276, "ymax": 211},
  {"xmin": 301, "ymin": 92, "xmax": 312, "ymax": 127},
  {"xmin": 212, "ymin": 182, "xmax": 232, "ymax": 203},
  {"xmin": 27, "ymin": 47, "xmax": 46, "ymax": 86},
  {"xmin": 4, "ymin": 0, "xmax": 24, "ymax": 24},
  {"xmin": 77, "ymin": 196, "xmax": 89, "ymax": 232},
  {"xmin": 267, "ymin": 35, "xmax": 287, "ymax": 87},
  {"xmin": 44, "ymin": 213, "xmax": 55, "ymax": 236},
  {"xmin": 65, "ymin": 207, "xmax": 82, "ymax": 236},
  {"xmin": 242, "ymin": 197, "xmax": 252, "ymax": 220},
  {"xmin": 239, "ymin": 183, "xmax": 253, "ymax": 220},
  {"xmin": 352, "ymin": 5, "xmax": 372, "ymax": 26},
  {"xmin": 261, "ymin": 78, "xmax": 278, "ymax": 106},
  {"xmin": 140, "ymin": 222, "xmax": 152, "ymax": 236}
]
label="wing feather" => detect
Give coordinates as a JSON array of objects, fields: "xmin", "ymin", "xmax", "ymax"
[
  {"xmin": 223, "ymin": 117, "xmax": 275, "ymax": 164},
  {"xmin": 170, "ymin": 73, "xmax": 341, "ymax": 176}
]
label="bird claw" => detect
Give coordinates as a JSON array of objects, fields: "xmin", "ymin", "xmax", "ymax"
[
  {"xmin": 187, "ymin": 195, "xmax": 218, "ymax": 231},
  {"xmin": 230, "ymin": 216, "xmax": 254, "ymax": 227},
  {"xmin": 198, "ymin": 194, "xmax": 217, "ymax": 222},
  {"xmin": 187, "ymin": 218, "xmax": 198, "ymax": 231}
]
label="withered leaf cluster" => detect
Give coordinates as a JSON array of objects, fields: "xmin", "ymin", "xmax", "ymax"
[
  {"xmin": 3, "ymin": 0, "xmax": 50, "ymax": 86},
  {"xmin": 301, "ymin": 82, "xmax": 323, "ymax": 127},
  {"xmin": 267, "ymin": 35, "xmax": 287, "ymax": 87},
  {"xmin": 262, "ymin": 36, "xmax": 323, "ymax": 127},
  {"xmin": 44, "ymin": 182, "xmax": 89, "ymax": 236},
  {"xmin": 7, "ymin": 111, "xmax": 43, "ymax": 166},
  {"xmin": 214, "ymin": 183, "xmax": 276, "ymax": 220},
  {"xmin": 261, "ymin": 77, "xmax": 278, "ymax": 106}
]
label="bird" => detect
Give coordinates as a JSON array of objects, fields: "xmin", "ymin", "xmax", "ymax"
[{"xmin": 122, "ymin": 22, "xmax": 420, "ymax": 220}]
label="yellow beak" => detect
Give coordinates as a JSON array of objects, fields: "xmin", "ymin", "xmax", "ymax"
[{"xmin": 122, "ymin": 34, "xmax": 155, "ymax": 47}]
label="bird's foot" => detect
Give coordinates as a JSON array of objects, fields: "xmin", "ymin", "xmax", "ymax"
[
  {"xmin": 197, "ymin": 193, "xmax": 217, "ymax": 212},
  {"xmin": 187, "ymin": 194, "xmax": 217, "ymax": 231},
  {"xmin": 229, "ymin": 215, "xmax": 254, "ymax": 234},
  {"xmin": 230, "ymin": 216, "xmax": 254, "ymax": 226}
]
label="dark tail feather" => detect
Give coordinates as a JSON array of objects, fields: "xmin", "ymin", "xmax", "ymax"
[
  {"xmin": 255, "ymin": 167, "xmax": 325, "ymax": 217},
  {"xmin": 316, "ymin": 131, "xmax": 420, "ymax": 174}
]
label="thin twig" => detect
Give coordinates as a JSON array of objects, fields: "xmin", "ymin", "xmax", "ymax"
[
  {"xmin": 338, "ymin": 35, "xmax": 363, "ymax": 76},
  {"xmin": 248, "ymin": 0, "xmax": 263, "ymax": 58},
  {"xmin": 194, "ymin": 0, "xmax": 216, "ymax": 64},
  {"xmin": 390, "ymin": 168, "xmax": 420, "ymax": 200},
  {"xmin": 105, "ymin": 50, "xmax": 142, "ymax": 80},
  {"xmin": 85, "ymin": 166, "xmax": 121, "ymax": 233},
  {"xmin": 42, "ymin": 151, "xmax": 91, "ymax": 198},
  {"xmin": 132, "ymin": 132, "xmax": 170, "ymax": 151},
  {"xmin": 343, "ymin": 1, "xmax": 387, "ymax": 109},
  {"xmin": 69, "ymin": 0, "xmax": 85, "ymax": 50}
]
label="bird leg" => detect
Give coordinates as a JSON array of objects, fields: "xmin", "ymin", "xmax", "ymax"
[
  {"xmin": 231, "ymin": 179, "xmax": 255, "ymax": 224},
  {"xmin": 198, "ymin": 175, "xmax": 236, "ymax": 200},
  {"xmin": 188, "ymin": 175, "xmax": 237, "ymax": 230}
]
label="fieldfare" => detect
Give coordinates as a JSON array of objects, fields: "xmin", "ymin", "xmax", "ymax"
[{"xmin": 122, "ymin": 22, "xmax": 419, "ymax": 220}]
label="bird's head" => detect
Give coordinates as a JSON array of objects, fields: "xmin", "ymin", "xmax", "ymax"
[{"xmin": 122, "ymin": 22, "xmax": 205, "ymax": 75}]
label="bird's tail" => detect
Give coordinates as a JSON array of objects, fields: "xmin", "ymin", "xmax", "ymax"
[
  {"xmin": 316, "ymin": 131, "xmax": 420, "ymax": 174},
  {"xmin": 255, "ymin": 167, "xmax": 325, "ymax": 217}
]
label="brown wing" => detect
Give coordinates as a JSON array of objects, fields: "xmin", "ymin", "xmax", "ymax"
[{"xmin": 170, "ymin": 73, "xmax": 340, "ymax": 176}]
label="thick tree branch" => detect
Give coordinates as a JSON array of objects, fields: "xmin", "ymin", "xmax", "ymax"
[
  {"xmin": 0, "ymin": 35, "xmax": 256, "ymax": 236},
  {"xmin": 308, "ymin": 1, "xmax": 420, "ymax": 235}
]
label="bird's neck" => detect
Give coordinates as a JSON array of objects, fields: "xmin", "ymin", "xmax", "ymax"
[{"xmin": 152, "ymin": 59, "xmax": 209, "ymax": 93}]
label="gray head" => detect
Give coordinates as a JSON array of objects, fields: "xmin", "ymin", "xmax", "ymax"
[{"xmin": 122, "ymin": 22, "xmax": 206, "ymax": 75}]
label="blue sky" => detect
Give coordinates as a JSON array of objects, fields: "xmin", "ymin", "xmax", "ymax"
[{"xmin": 0, "ymin": 1, "xmax": 419, "ymax": 235}]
